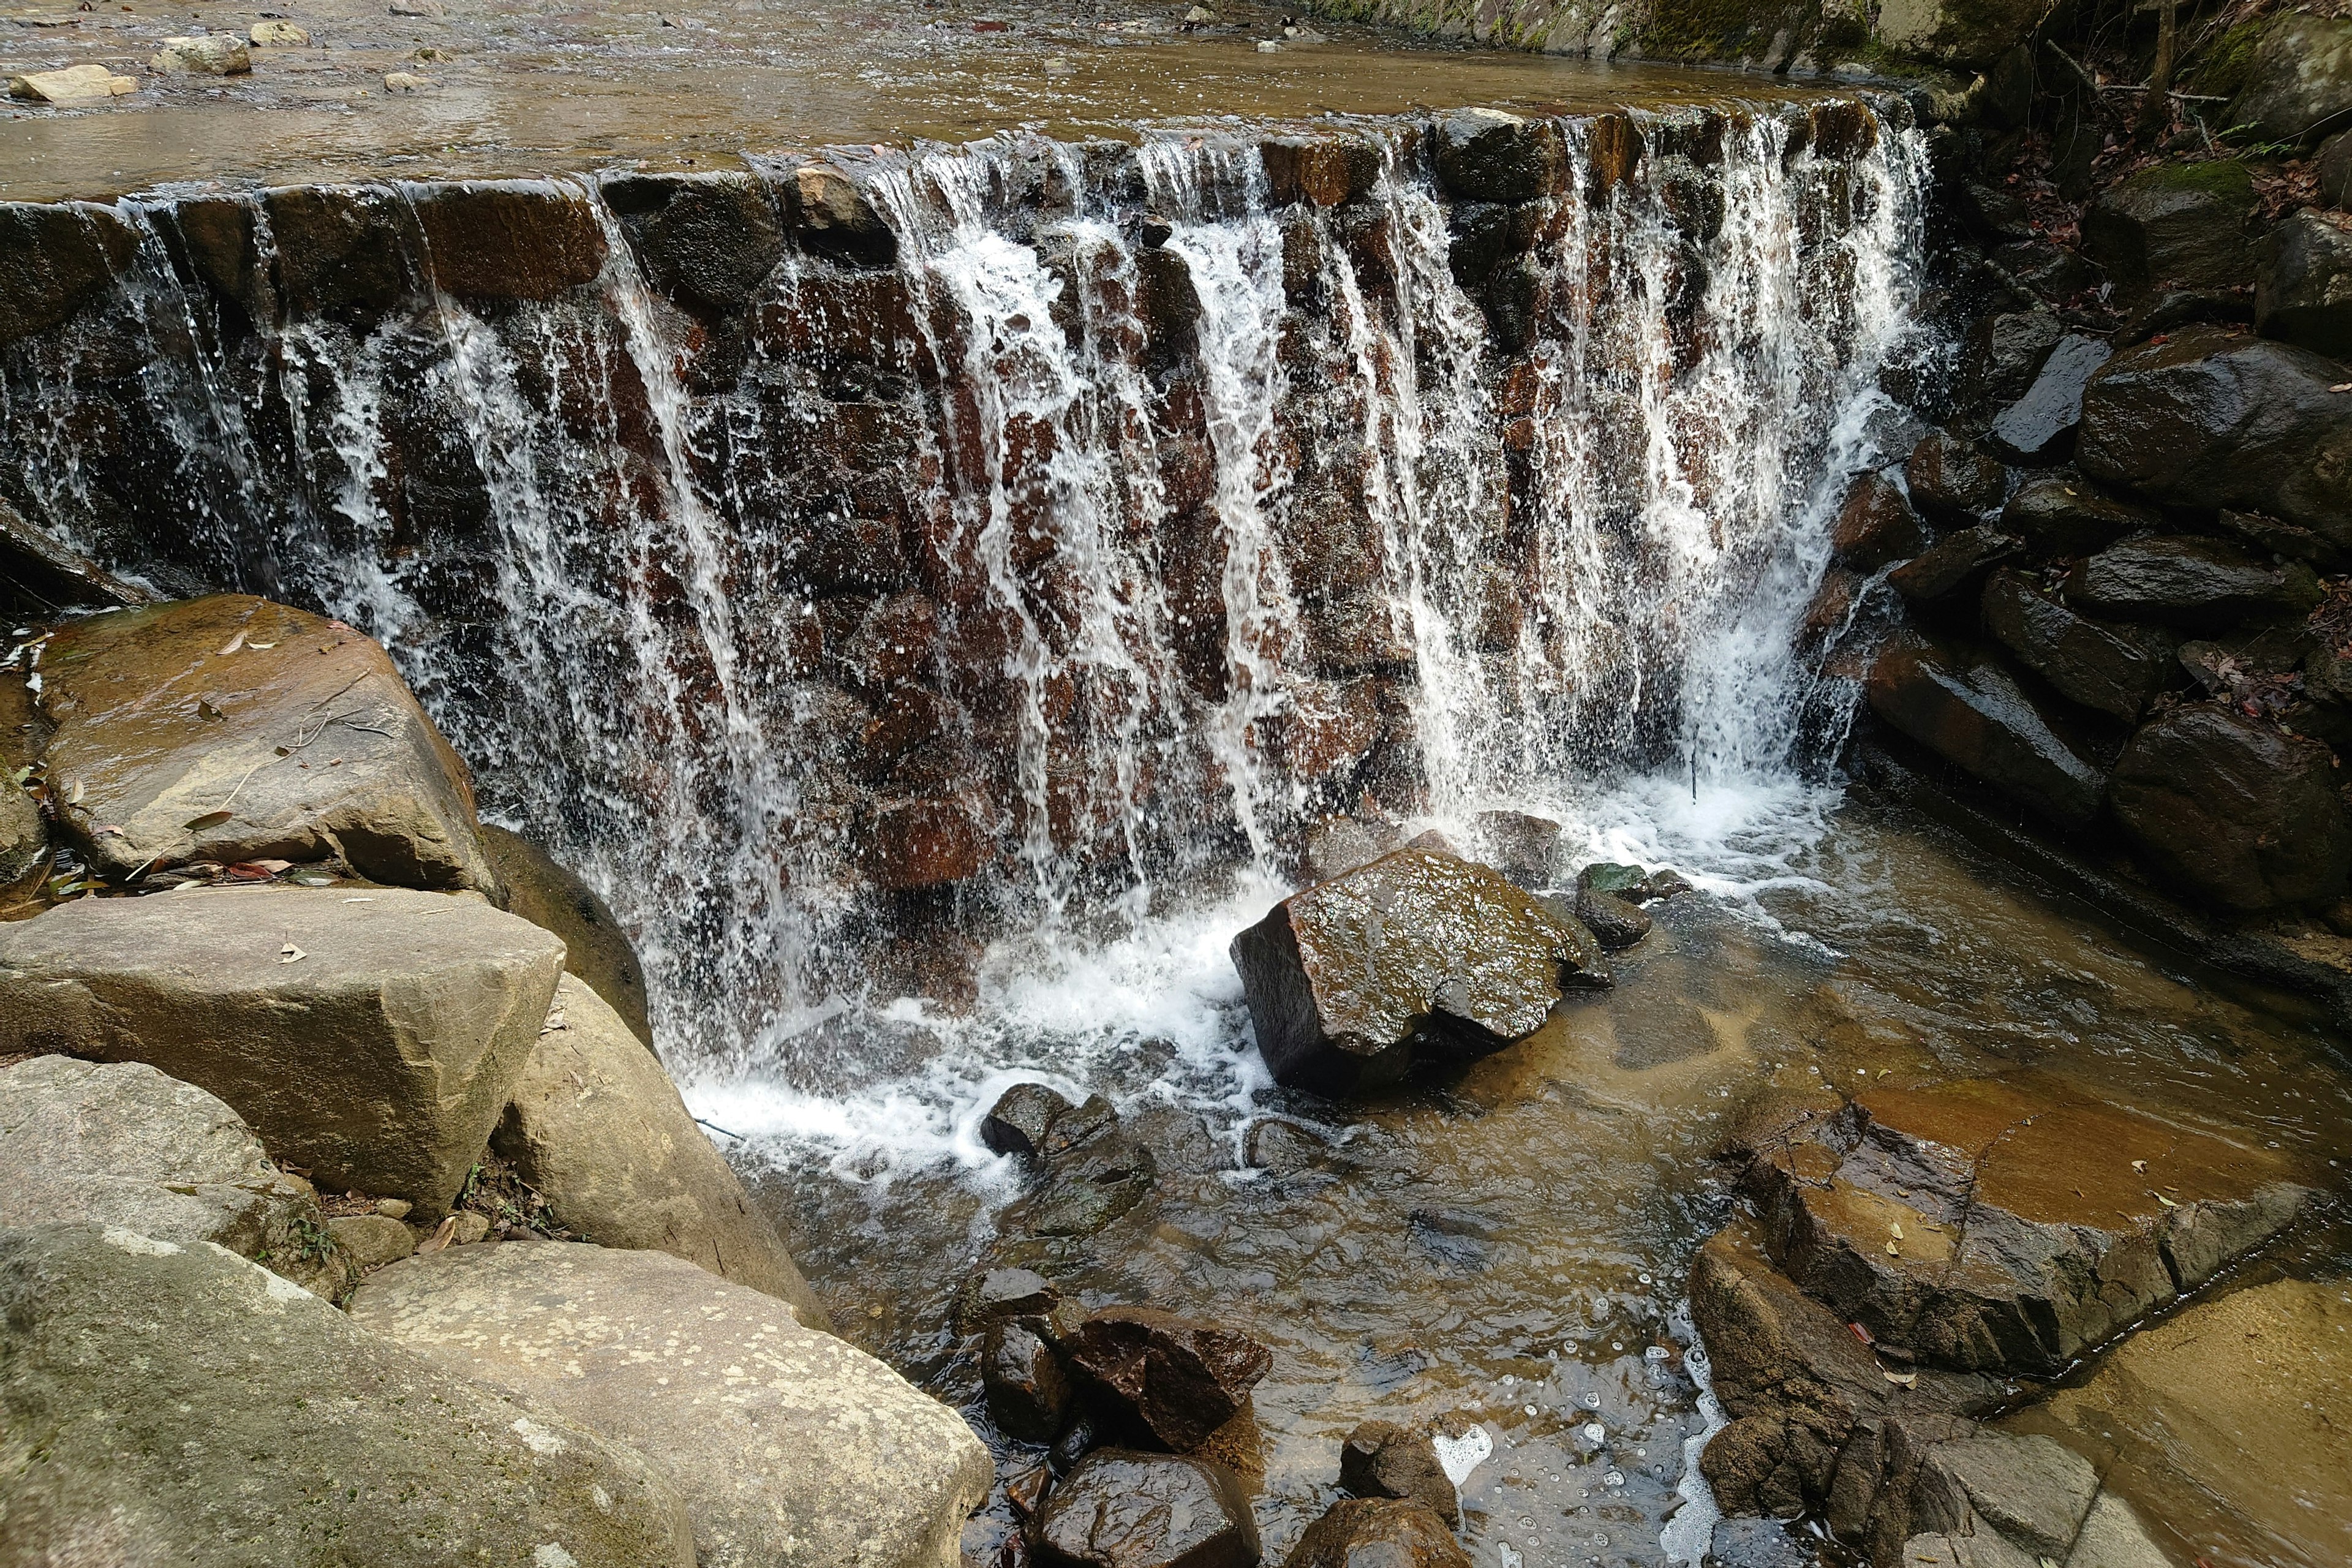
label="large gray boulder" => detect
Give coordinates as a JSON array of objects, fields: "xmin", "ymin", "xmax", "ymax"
[
  {"xmin": 2078, "ymin": 162, "xmax": 2258, "ymax": 298},
  {"xmin": 2225, "ymin": 12, "xmax": 2352, "ymax": 145},
  {"xmin": 27, "ymin": 594, "xmax": 497, "ymax": 892},
  {"xmin": 0, "ymin": 886, "xmax": 567, "ymax": 1210},
  {"xmin": 2111, "ymin": 703, "xmax": 2352, "ymax": 910},
  {"xmin": 2076, "ymin": 325, "xmax": 2352, "ymax": 549},
  {"xmin": 0, "ymin": 1055, "xmax": 350, "ymax": 1297},
  {"xmin": 2255, "ymin": 208, "xmax": 2352, "ymax": 364},
  {"xmin": 0, "ymin": 1223, "xmax": 696, "ymax": 1567},
  {"xmin": 350, "ymin": 1242, "xmax": 991, "ymax": 1568},
  {"xmin": 495, "ymin": 973, "xmax": 828, "ymax": 1325}
]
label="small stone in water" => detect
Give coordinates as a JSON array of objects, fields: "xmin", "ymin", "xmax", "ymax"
[
  {"xmin": 1581, "ymin": 1422, "xmax": 1604, "ymax": 1444},
  {"xmin": 1603, "ymin": 1470, "xmax": 1625, "ymax": 1487}
]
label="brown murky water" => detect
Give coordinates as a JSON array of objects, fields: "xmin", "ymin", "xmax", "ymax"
[
  {"xmin": 739, "ymin": 791, "xmax": 2352, "ymax": 1567},
  {"xmin": 1, "ymin": 0, "xmax": 1849, "ymax": 199}
]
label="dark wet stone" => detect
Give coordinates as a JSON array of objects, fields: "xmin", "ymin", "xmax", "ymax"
[
  {"xmin": 1338, "ymin": 1420, "xmax": 1459, "ymax": 1526},
  {"xmin": 1887, "ymin": 528, "xmax": 2022, "ymax": 603},
  {"xmin": 1574, "ymin": 865, "xmax": 1653, "ymax": 950},
  {"xmin": 956, "ymin": 1266, "xmax": 1063, "ymax": 1332},
  {"xmin": 2062, "ymin": 535, "xmax": 2320, "ymax": 629},
  {"xmin": 1741, "ymin": 1076, "xmax": 2312, "ymax": 1376},
  {"xmin": 1444, "ymin": 202, "xmax": 1509, "ymax": 290},
  {"xmin": 1018, "ymin": 1114, "xmax": 1158, "ymax": 1240},
  {"xmin": 2076, "ymin": 324, "xmax": 2352, "ymax": 549},
  {"xmin": 1243, "ymin": 1118, "xmax": 1333, "ymax": 1174},
  {"xmin": 1954, "ymin": 311, "xmax": 2063, "ymax": 416},
  {"xmin": 1798, "ymin": 568, "xmax": 1863, "ymax": 652},
  {"xmin": 1866, "ymin": 632, "xmax": 2106, "ymax": 828},
  {"xmin": 2112, "ymin": 703, "xmax": 2352, "ymax": 911},
  {"xmin": 1903, "ymin": 432, "xmax": 2007, "ymax": 526},
  {"xmin": 0, "ymin": 201, "xmax": 136, "ymax": 345},
  {"xmin": 410, "ymin": 182, "xmax": 608, "ymax": 300},
  {"xmin": 984, "ymin": 1082, "xmax": 1074, "ymax": 1159},
  {"xmin": 603, "ymin": 171, "xmax": 785, "ymax": 314},
  {"xmin": 263, "ymin": 186, "xmax": 418, "ymax": 316},
  {"xmin": 1041, "ymin": 1093, "xmax": 1119, "ymax": 1159},
  {"xmin": 1284, "ymin": 1498, "xmax": 1468, "ymax": 1568},
  {"xmin": 1950, "ymin": 179, "xmax": 2034, "ymax": 244},
  {"xmin": 1829, "ymin": 472, "xmax": 1927, "ymax": 572},
  {"xmin": 986, "ymin": 1319, "xmax": 1074, "ymax": 1443},
  {"xmin": 1470, "ymin": 809, "xmax": 1561, "ymax": 888},
  {"xmin": 2255, "ymin": 208, "xmax": 2352, "ymax": 363},
  {"xmin": 1430, "ymin": 108, "xmax": 1569, "ymax": 204},
  {"xmin": 1997, "ymin": 473, "xmax": 2160, "ymax": 557},
  {"xmin": 1065, "ymin": 1308, "xmax": 1272, "ymax": 1454},
  {"xmin": 1138, "ymin": 246, "xmax": 1203, "ymax": 368},
  {"xmin": 1991, "ymin": 238, "xmax": 2101, "ymax": 304},
  {"xmin": 1031, "ymin": 1450, "xmax": 1260, "ymax": 1568},
  {"xmin": 1230, "ymin": 844, "xmax": 1599, "ymax": 1095},
  {"xmin": 0, "ymin": 496, "xmax": 156, "ymax": 616},
  {"xmin": 164, "ymin": 195, "xmax": 267, "ymax": 318},
  {"xmin": 1986, "ymin": 333, "xmax": 2109, "ymax": 464},
  {"xmin": 2321, "ymin": 129, "xmax": 2352, "ymax": 208},
  {"xmin": 1300, "ymin": 816, "xmax": 1401, "ymax": 886},
  {"xmin": 2079, "ymin": 161, "xmax": 2258, "ymax": 299},
  {"xmin": 1980, "ymin": 568, "xmax": 2176, "ymax": 723},
  {"xmin": 788, "ymin": 164, "xmax": 897, "ymax": 267},
  {"xmin": 2217, "ymin": 507, "xmax": 2350, "ymax": 572},
  {"xmin": 1050, "ymin": 1412, "xmax": 1099, "ymax": 1476},
  {"xmin": 1260, "ymin": 134, "xmax": 1382, "ymax": 208}
]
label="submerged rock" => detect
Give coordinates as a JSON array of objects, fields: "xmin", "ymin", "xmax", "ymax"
[
  {"xmin": 352, "ymin": 1242, "xmax": 992, "ymax": 1568},
  {"xmin": 1230, "ymin": 843, "xmax": 1602, "ymax": 1094},
  {"xmin": 1741, "ymin": 1076, "xmax": 2311, "ymax": 1375},
  {"xmin": 494, "ymin": 973, "xmax": 827, "ymax": 1322},
  {"xmin": 1031, "ymin": 1449, "xmax": 1261, "ymax": 1568},
  {"xmin": 0, "ymin": 1055, "xmax": 349, "ymax": 1298},
  {"xmin": 1285, "ymin": 1498, "xmax": 1468, "ymax": 1567},
  {"xmin": 1340, "ymin": 1419, "xmax": 1460, "ymax": 1526},
  {"xmin": 0, "ymin": 1223, "xmax": 696, "ymax": 1567},
  {"xmin": 1980, "ymin": 568, "xmax": 2175, "ymax": 723},
  {"xmin": 1865, "ymin": 633, "xmax": 2107, "ymax": 828},
  {"xmin": 1065, "ymin": 1306, "xmax": 1273, "ymax": 1453},
  {"xmin": 1000, "ymin": 1091, "xmax": 1159, "ymax": 1238},
  {"xmin": 27, "ymin": 594, "xmax": 498, "ymax": 893},
  {"xmin": 2111, "ymin": 703, "xmax": 2352, "ymax": 910},
  {"xmin": 0, "ymin": 887, "xmax": 565, "ymax": 1212}
]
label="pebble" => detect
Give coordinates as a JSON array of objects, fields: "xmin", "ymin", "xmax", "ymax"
[{"xmin": 383, "ymin": 72, "xmax": 433, "ymax": 91}]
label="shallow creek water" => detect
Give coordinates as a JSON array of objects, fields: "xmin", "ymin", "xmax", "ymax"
[{"xmin": 715, "ymin": 782, "xmax": 2352, "ymax": 1568}]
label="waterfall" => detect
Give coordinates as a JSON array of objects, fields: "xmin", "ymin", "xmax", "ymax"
[{"xmin": 0, "ymin": 104, "xmax": 1934, "ymax": 1101}]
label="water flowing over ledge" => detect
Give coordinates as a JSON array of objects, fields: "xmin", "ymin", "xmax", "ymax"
[{"xmin": 0, "ymin": 100, "xmax": 1934, "ymax": 1104}]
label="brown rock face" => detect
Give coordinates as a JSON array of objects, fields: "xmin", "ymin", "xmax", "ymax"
[
  {"xmin": 29, "ymin": 594, "xmax": 496, "ymax": 894},
  {"xmin": 1283, "ymin": 1499, "xmax": 1469, "ymax": 1568},
  {"xmin": 483, "ymin": 823, "xmax": 652, "ymax": 1047},
  {"xmin": 1864, "ymin": 633, "xmax": 2106, "ymax": 829},
  {"xmin": 1031, "ymin": 1450, "xmax": 1261, "ymax": 1568},
  {"xmin": 1741, "ymin": 1077, "xmax": 2310, "ymax": 1376},
  {"xmin": 1064, "ymin": 1306, "xmax": 1273, "ymax": 1453},
  {"xmin": 409, "ymin": 181, "xmax": 609, "ymax": 300},
  {"xmin": 2111, "ymin": 703, "xmax": 2352, "ymax": 911},
  {"xmin": 1829, "ymin": 472, "xmax": 1926, "ymax": 571},
  {"xmin": 1229, "ymin": 845, "xmax": 1600, "ymax": 1094}
]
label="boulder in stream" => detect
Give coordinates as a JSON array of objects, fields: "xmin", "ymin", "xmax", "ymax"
[
  {"xmin": 0, "ymin": 886, "xmax": 565, "ymax": 1212},
  {"xmin": 1430, "ymin": 108, "xmax": 1569, "ymax": 204},
  {"xmin": 352, "ymin": 1240, "xmax": 992, "ymax": 1568},
  {"xmin": 1980, "ymin": 568, "xmax": 2175, "ymax": 723},
  {"xmin": 2110, "ymin": 703, "xmax": 2352, "ymax": 910},
  {"xmin": 1284, "ymin": 1498, "xmax": 1469, "ymax": 1568},
  {"xmin": 1031, "ymin": 1449, "xmax": 1261, "ymax": 1568},
  {"xmin": 1864, "ymin": 633, "xmax": 2107, "ymax": 828},
  {"xmin": 1230, "ymin": 843, "xmax": 1603, "ymax": 1094},
  {"xmin": 1064, "ymin": 1305, "xmax": 1273, "ymax": 1453},
  {"xmin": 1887, "ymin": 527, "xmax": 2022, "ymax": 604},
  {"xmin": 1339, "ymin": 1419, "xmax": 1460, "ymax": 1525}
]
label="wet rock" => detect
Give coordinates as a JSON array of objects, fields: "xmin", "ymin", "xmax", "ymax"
[
  {"xmin": 0, "ymin": 887, "xmax": 565, "ymax": 1212},
  {"xmin": 2079, "ymin": 162, "xmax": 2258, "ymax": 298},
  {"xmin": 2077, "ymin": 324, "xmax": 2352, "ymax": 548},
  {"xmin": 986, "ymin": 1317, "xmax": 1075, "ymax": 1442},
  {"xmin": 1904, "ymin": 432, "xmax": 2007, "ymax": 526},
  {"xmin": 1469, "ymin": 808, "xmax": 1562, "ymax": 888},
  {"xmin": 1908, "ymin": 1431, "xmax": 2095, "ymax": 1561},
  {"xmin": 2321, "ymin": 128, "xmax": 2352, "ymax": 208},
  {"xmin": 604, "ymin": 170, "xmax": 785, "ymax": 315},
  {"xmin": 984, "ymin": 1081, "xmax": 1074, "ymax": 1159},
  {"xmin": 1742, "ymin": 1076, "xmax": 2311, "ymax": 1374},
  {"xmin": 149, "ymin": 34, "xmax": 251, "ymax": 74},
  {"xmin": 2063, "ymin": 535, "xmax": 2320, "ymax": 629},
  {"xmin": 1887, "ymin": 528, "xmax": 2022, "ymax": 604},
  {"xmin": 494, "ymin": 974, "xmax": 827, "ymax": 1323},
  {"xmin": 1261, "ymin": 134, "xmax": 1381, "ymax": 208},
  {"xmin": 248, "ymin": 19, "xmax": 309, "ymax": 45},
  {"xmin": 861, "ymin": 791, "xmax": 993, "ymax": 888},
  {"xmin": 484, "ymin": 822, "xmax": 652, "ymax": 1047},
  {"xmin": 2255, "ymin": 208, "xmax": 2352, "ymax": 363},
  {"xmin": 0, "ymin": 1055, "xmax": 350, "ymax": 1298},
  {"xmin": 2, "ymin": 495, "xmax": 158, "ymax": 616},
  {"xmin": 353, "ymin": 1241, "xmax": 990, "ymax": 1568},
  {"xmin": 329, "ymin": 1212, "xmax": 418, "ymax": 1271},
  {"xmin": 2005, "ymin": 1276, "xmax": 2351, "ymax": 1568},
  {"xmin": 1339, "ymin": 1420, "xmax": 1459, "ymax": 1526},
  {"xmin": 1798, "ymin": 568, "xmax": 1864, "ymax": 652},
  {"xmin": 409, "ymin": 181, "xmax": 608, "ymax": 300},
  {"xmin": 1997, "ymin": 473, "xmax": 2160, "ymax": 557},
  {"xmin": 1866, "ymin": 633, "xmax": 2107, "ymax": 827},
  {"xmin": 1012, "ymin": 1097, "xmax": 1159, "ymax": 1239},
  {"xmin": 1574, "ymin": 863, "xmax": 1653, "ymax": 949},
  {"xmin": 1064, "ymin": 1306, "xmax": 1272, "ymax": 1452},
  {"xmin": 2217, "ymin": 505, "xmax": 2350, "ymax": 572},
  {"xmin": 1031, "ymin": 1449, "xmax": 1261, "ymax": 1568},
  {"xmin": 1301, "ymin": 814, "xmax": 1401, "ymax": 884},
  {"xmin": 0, "ymin": 200, "xmax": 135, "ymax": 346},
  {"xmin": 1830, "ymin": 472, "xmax": 1927, "ymax": 572},
  {"xmin": 2224, "ymin": 11, "xmax": 2352, "ymax": 145},
  {"xmin": 1, "ymin": 780, "xmax": 42, "ymax": 885},
  {"xmin": 261, "ymin": 185, "xmax": 417, "ymax": 317},
  {"xmin": 2111, "ymin": 703, "xmax": 2352, "ymax": 910},
  {"xmin": 1, "ymin": 1223, "xmax": 696, "ymax": 1567},
  {"xmin": 1431, "ymin": 108, "xmax": 1568, "ymax": 204},
  {"xmin": 1285, "ymin": 1498, "xmax": 1468, "ymax": 1568},
  {"xmin": 1986, "ymin": 333, "xmax": 2109, "ymax": 463},
  {"xmin": 791, "ymin": 164, "xmax": 898, "ymax": 267},
  {"xmin": 7, "ymin": 62, "xmax": 137, "ymax": 101},
  {"xmin": 1231, "ymin": 843, "xmax": 1603, "ymax": 1093},
  {"xmin": 1243, "ymin": 1117, "xmax": 1333, "ymax": 1174},
  {"xmin": 29, "ymin": 595, "xmax": 497, "ymax": 892},
  {"xmin": 1980, "ymin": 569, "xmax": 2175, "ymax": 723},
  {"xmin": 1953, "ymin": 311, "xmax": 2063, "ymax": 415}
]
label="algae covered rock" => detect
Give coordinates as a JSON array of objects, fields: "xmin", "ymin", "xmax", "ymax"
[
  {"xmin": 0, "ymin": 1222, "xmax": 697, "ymax": 1568},
  {"xmin": 2224, "ymin": 11, "xmax": 2352, "ymax": 145},
  {"xmin": 2079, "ymin": 162, "xmax": 2258, "ymax": 298},
  {"xmin": 1230, "ymin": 843, "xmax": 1603, "ymax": 1093},
  {"xmin": 351, "ymin": 1241, "xmax": 990, "ymax": 1568},
  {"xmin": 0, "ymin": 886, "xmax": 565, "ymax": 1211}
]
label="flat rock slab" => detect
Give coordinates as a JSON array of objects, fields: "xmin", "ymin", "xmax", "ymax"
[
  {"xmin": 0, "ymin": 886, "xmax": 565, "ymax": 1210},
  {"xmin": 0, "ymin": 1054, "xmax": 349, "ymax": 1297},
  {"xmin": 1743, "ymin": 1076, "xmax": 2310, "ymax": 1374},
  {"xmin": 350, "ymin": 1240, "xmax": 992, "ymax": 1568},
  {"xmin": 2006, "ymin": 1275, "xmax": 2351, "ymax": 1568},
  {"xmin": 1230, "ymin": 843, "xmax": 1600, "ymax": 1093},
  {"xmin": 496, "ymin": 973, "xmax": 826, "ymax": 1324},
  {"xmin": 0, "ymin": 1222, "xmax": 695, "ymax": 1567},
  {"xmin": 28, "ymin": 594, "xmax": 496, "ymax": 891}
]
